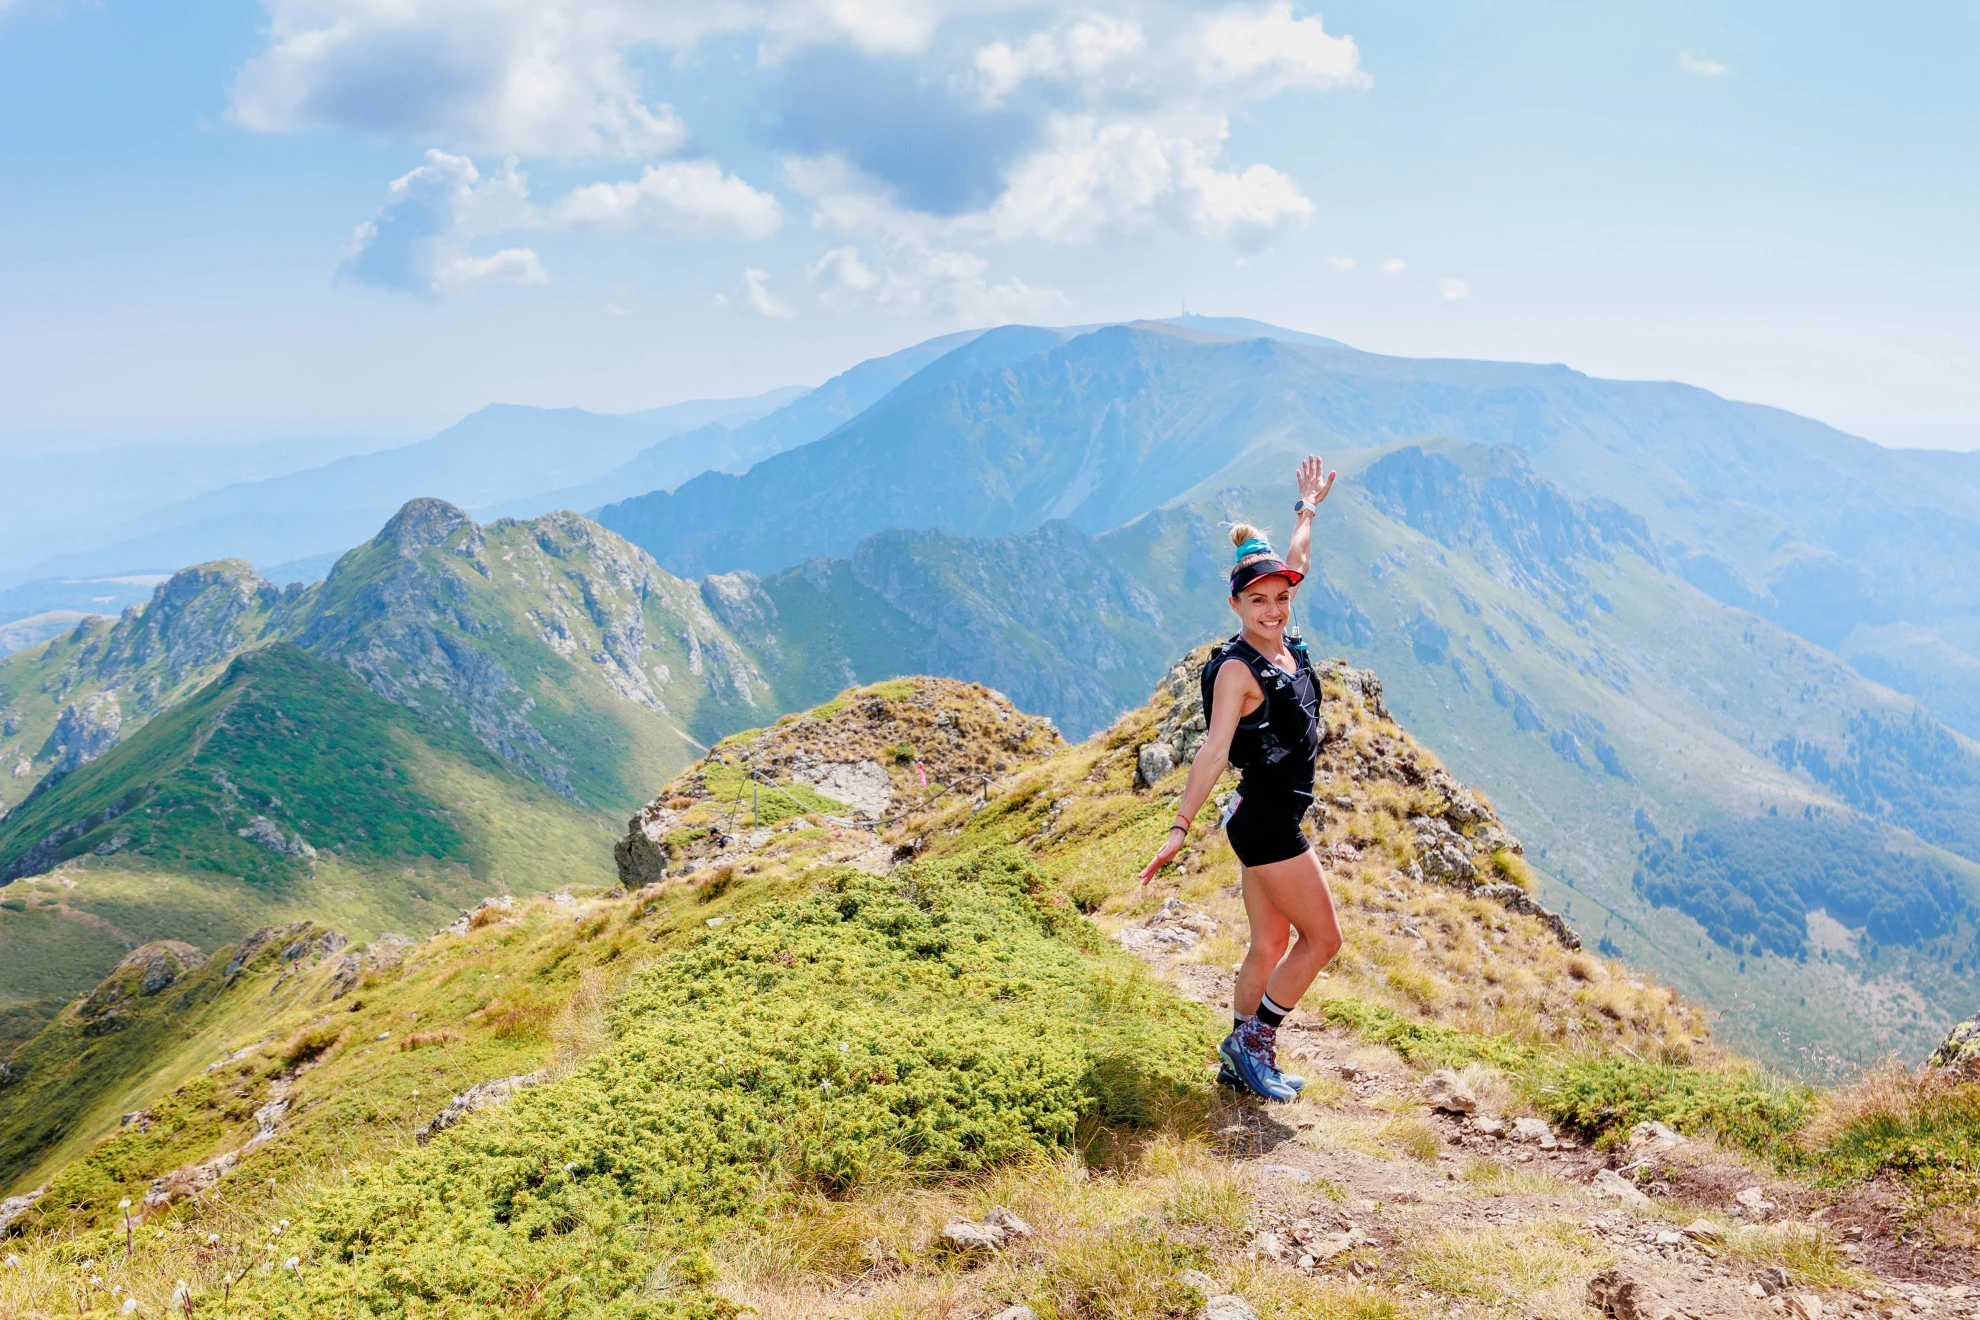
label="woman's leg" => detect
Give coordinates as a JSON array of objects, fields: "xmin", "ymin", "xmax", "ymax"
[
  {"xmin": 1233, "ymin": 864, "xmax": 1290, "ymax": 1018},
  {"xmin": 1243, "ymin": 848, "xmax": 1343, "ymax": 1009}
]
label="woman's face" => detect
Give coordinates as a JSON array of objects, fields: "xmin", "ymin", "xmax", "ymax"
[{"xmin": 1229, "ymin": 575, "xmax": 1294, "ymax": 635}]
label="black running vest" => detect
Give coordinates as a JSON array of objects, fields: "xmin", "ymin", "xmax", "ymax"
[{"xmin": 1200, "ymin": 633, "xmax": 1322, "ymax": 794}]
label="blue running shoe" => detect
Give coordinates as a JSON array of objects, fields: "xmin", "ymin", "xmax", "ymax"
[
  {"xmin": 1219, "ymin": 1021, "xmax": 1297, "ymax": 1102},
  {"xmin": 1217, "ymin": 1059, "xmax": 1303, "ymax": 1092}
]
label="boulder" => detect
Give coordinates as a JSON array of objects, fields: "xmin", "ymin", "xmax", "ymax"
[
  {"xmin": 982, "ymin": 1206, "xmax": 1033, "ymax": 1240},
  {"xmin": 1589, "ymin": 1168, "xmax": 1651, "ymax": 1208},
  {"xmin": 1586, "ymin": 1267, "xmax": 1668, "ymax": 1320},
  {"xmin": 941, "ymin": 1220, "xmax": 1004, "ymax": 1255},
  {"xmin": 1423, "ymin": 1068, "xmax": 1478, "ymax": 1113},
  {"xmin": 1200, "ymin": 1297, "xmax": 1260, "ymax": 1320},
  {"xmin": 1625, "ymin": 1120, "xmax": 1687, "ymax": 1155},
  {"xmin": 1733, "ymin": 1186, "xmax": 1776, "ymax": 1216},
  {"xmin": 1927, "ymin": 1009, "xmax": 1980, "ymax": 1074},
  {"xmin": 416, "ymin": 1072, "xmax": 542, "ymax": 1145},
  {"xmin": 0, "ymin": 1187, "xmax": 44, "ymax": 1235},
  {"xmin": 1176, "ymin": 1269, "xmax": 1220, "ymax": 1296},
  {"xmin": 1135, "ymin": 741, "xmax": 1178, "ymax": 789},
  {"xmin": 1511, "ymin": 1116, "xmax": 1557, "ymax": 1146}
]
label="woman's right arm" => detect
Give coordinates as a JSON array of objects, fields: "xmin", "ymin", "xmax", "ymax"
[{"xmin": 1140, "ymin": 660, "xmax": 1255, "ymax": 881}]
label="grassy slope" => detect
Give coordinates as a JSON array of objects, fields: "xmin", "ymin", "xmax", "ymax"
[
  {"xmin": 0, "ymin": 646, "xmax": 614, "ymax": 1050},
  {"xmin": 1098, "ymin": 440, "xmax": 1980, "ymax": 1071},
  {"xmin": 0, "ymin": 673, "xmax": 1971, "ymax": 1320}
]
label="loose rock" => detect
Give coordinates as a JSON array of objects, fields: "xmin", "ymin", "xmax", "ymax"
[
  {"xmin": 1626, "ymin": 1120, "xmax": 1688, "ymax": 1154},
  {"xmin": 982, "ymin": 1206, "xmax": 1033, "ymax": 1240},
  {"xmin": 1511, "ymin": 1116, "xmax": 1557, "ymax": 1147},
  {"xmin": 1472, "ymin": 1113, "xmax": 1508, "ymax": 1137},
  {"xmin": 1590, "ymin": 1168, "xmax": 1651, "ymax": 1207},
  {"xmin": 1200, "ymin": 1297, "xmax": 1260, "ymax": 1320},
  {"xmin": 989, "ymin": 1307, "xmax": 1038, "ymax": 1320},
  {"xmin": 1587, "ymin": 1267, "xmax": 1670, "ymax": 1320},
  {"xmin": 941, "ymin": 1221, "xmax": 1004, "ymax": 1255},
  {"xmin": 1423, "ymin": 1068, "xmax": 1479, "ymax": 1113}
]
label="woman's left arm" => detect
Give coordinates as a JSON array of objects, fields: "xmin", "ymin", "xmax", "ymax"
[{"xmin": 1285, "ymin": 453, "xmax": 1337, "ymax": 580}]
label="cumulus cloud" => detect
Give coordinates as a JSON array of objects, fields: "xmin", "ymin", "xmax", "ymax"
[
  {"xmin": 1678, "ymin": 49, "xmax": 1729, "ymax": 76},
  {"xmin": 1438, "ymin": 277, "xmax": 1471, "ymax": 301},
  {"xmin": 337, "ymin": 150, "xmax": 547, "ymax": 297},
  {"xmin": 243, "ymin": 2, "xmax": 1373, "ymax": 303},
  {"xmin": 1199, "ymin": 3, "xmax": 1370, "ymax": 92},
  {"xmin": 808, "ymin": 241, "xmax": 1062, "ymax": 320},
  {"xmin": 233, "ymin": 2, "xmax": 689, "ymax": 158},
  {"xmin": 1379, "ymin": 256, "xmax": 1407, "ymax": 276},
  {"xmin": 553, "ymin": 160, "xmax": 783, "ymax": 237},
  {"xmin": 1325, "ymin": 255, "xmax": 1355, "ymax": 270},
  {"xmin": 714, "ymin": 267, "xmax": 795, "ymax": 318},
  {"xmin": 973, "ymin": 15, "xmax": 1145, "ymax": 104}
]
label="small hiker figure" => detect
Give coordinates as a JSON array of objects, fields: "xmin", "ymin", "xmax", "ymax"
[{"xmin": 1140, "ymin": 455, "xmax": 1345, "ymax": 1101}]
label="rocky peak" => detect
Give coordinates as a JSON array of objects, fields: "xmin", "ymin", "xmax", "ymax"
[
  {"xmin": 74, "ymin": 940, "xmax": 206, "ymax": 1032},
  {"xmin": 376, "ymin": 498, "xmax": 477, "ymax": 557},
  {"xmin": 614, "ymin": 676, "xmax": 1062, "ymax": 887}
]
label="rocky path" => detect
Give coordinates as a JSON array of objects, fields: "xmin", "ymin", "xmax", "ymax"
[{"xmin": 1114, "ymin": 899, "xmax": 1979, "ymax": 1320}]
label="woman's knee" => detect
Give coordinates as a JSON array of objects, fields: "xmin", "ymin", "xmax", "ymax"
[
  {"xmin": 1248, "ymin": 930, "xmax": 1290, "ymax": 963},
  {"xmin": 1293, "ymin": 923, "xmax": 1342, "ymax": 964}
]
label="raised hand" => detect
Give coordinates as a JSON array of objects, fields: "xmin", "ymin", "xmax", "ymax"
[{"xmin": 1297, "ymin": 454, "xmax": 1337, "ymax": 506}]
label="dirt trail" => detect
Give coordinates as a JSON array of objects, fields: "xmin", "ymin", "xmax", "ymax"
[{"xmin": 1114, "ymin": 898, "xmax": 1980, "ymax": 1320}]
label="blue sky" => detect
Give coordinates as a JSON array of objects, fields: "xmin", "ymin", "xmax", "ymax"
[{"xmin": 1, "ymin": 0, "xmax": 1974, "ymax": 450}]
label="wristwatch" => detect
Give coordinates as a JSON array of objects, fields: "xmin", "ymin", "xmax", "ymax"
[{"xmin": 1294, "ymin": 498, "xmax": 1317, "ymax": 518}]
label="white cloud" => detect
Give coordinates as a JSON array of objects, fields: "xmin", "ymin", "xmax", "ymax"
[
  {"xmin": 973, "ymin": 15, "xmax": 1145, "ymax": 104},
  {"xmin": 1325, "ymin": 255, "xmax": 1355, "ymax": 271},
  {"xmin": 337, "ymin": 150, "xmax": 547, "ymax": 297},
  {"xmin": 961, "ymin": 113, "xmax": 1312, "ymax": 247},
  {"xmin": 233, "ymin": 2, "xmax": 691, "ymax": 159},
  {"xmin": 1200, "ymin": 3, "xmax": 1370, "ymax": 92},
  {"xmin": 1438, "ymin": 277, "xmax": 1471, "ymax": 302},
  {"xmin": 714, "ymin": 267, "xmax": 795, "ymax": 318},
  {"xmin": 1678, "ymin": 50, "xmax": 1729, "ymax": 76},
  {"xmin": 552, "ymin": 160, "xmax": 783, "ymax": 238},
  {"xmin": 808, "ymin": 240, "xmax": 1062, "ymax": 321},
  {"xmin": 1379, "ymin": 256, "xmax": 1407, "ymax": 276}
]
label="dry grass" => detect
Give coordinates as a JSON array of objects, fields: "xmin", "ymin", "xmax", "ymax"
[
  {"xmin": 1403, "ymin": 1218, "xmax": 1612, "ymax": 1317},
  {"xmin": 1457, "ymin": 1157, "xmax": 1567, "ymax": 1197},
  {"xmin": 394, "ymin": 1029, "xmax": 464, "ymax": 1051},
  {"xmin": 1376, "ymin": 1115, "xmax": 1444, "ymax": 1163},
  {"xmin": 1720, "ymin": 1222, "xmax": 1869, "ymax": 1290}
]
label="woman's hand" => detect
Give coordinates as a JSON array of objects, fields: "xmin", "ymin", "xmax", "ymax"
[
  {"xmin": 1139, "ymin": 827, "xmax": 1186, "ymax": 884},
  {"xmin": 1297, "ymin": 454, "xmax": 1337, "ymax": 508}
]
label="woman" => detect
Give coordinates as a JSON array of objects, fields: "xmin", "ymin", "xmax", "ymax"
[{"xmin": 1139, "ymin": 456, "xmax": 1345, "ymax": 1102}]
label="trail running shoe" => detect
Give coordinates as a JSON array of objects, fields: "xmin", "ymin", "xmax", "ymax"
[{"xmin": 1219, "ymin": 1022, "xmax": 1297, "ymax": 1102}]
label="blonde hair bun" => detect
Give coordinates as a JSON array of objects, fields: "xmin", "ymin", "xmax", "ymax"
[{"xmin": 1229, "ymin": 521, "xmax": 1263, "ymax": 548}]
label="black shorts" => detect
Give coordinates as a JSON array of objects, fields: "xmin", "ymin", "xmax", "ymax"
[{"xmin": 1225, "ymin": 790, "xmax": 1314, "ymax": 868}]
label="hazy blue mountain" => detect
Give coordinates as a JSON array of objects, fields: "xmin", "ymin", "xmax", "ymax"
[
  {"xmin": 10, "ymin": 390, "xmax": 800, "ymax": 587},
  {"xmin": 598, "ymin": 319, "xmax": 1980, "ymax": 740},
  {"xmin": 0, "ymin": 575, "xmax": 165, "ymax": 628},
  {"xmin": 0, "ymin": 434, "xmax": 398, "ymax": 585},
  {"xmin": 503, "ymin": 330, "xmax": 991, "ymax": 518}
]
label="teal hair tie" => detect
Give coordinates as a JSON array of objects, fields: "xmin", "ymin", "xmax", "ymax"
[{"xmin": 1232, "ymin": 537, "xmax": 1273, "ymax": 564}]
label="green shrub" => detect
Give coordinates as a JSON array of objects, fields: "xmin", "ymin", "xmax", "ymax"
[
  {"xmin": 1538, "ymin": 1056, "xmax": 1812, "ymax": 1152},
  {"xmin": 1315, "ymin": 996, "xmax": 1527, "ymax": 1071},
  {"xmin": 219, "ymin": 848, "xmax": 1212, "ymax": 1318}
]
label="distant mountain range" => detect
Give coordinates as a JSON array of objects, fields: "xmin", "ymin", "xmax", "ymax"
[{"xmin": 3, "ymin": 314, "xmax": 1977, "ymax": 1074}]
